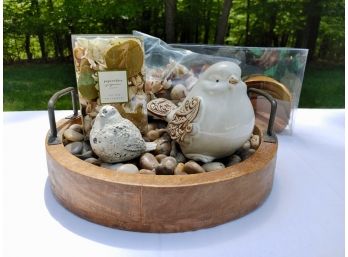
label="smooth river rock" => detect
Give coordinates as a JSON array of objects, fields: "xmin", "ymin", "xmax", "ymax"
[
  {"xmin": 155, "ymin": 165, "xmax": 174, "ymax": 175},
  {"xmin": 240, "ymin": 149, "xmax": 256, "ymax": 160},
  {"xmin": 160, "ymin": 157, "xmax": 177, "ymax": 171},
  {"xmin": 226, "ymin": 155, "xmax": 242, "ymax": 167},
  {"xmin": 64, "ymin": 141, "xmax": 83, "ymax": 155},
  {"xmin": 241, "ymin": 140, "xmax": 251, "ymax": 151},
  {"xmin": 174, "ymin": 163, "xmax": 187, "ymax": 175},
  {"xmin": 153, "ymin": 134, "xmax": 171, "ymax": 155},
  {"xmin": 116, "ymin": 164, "xmax": 139, "ymax": 174},
  {"xmin": 155, "ymin": 154, "xmax": 167, "ymax": 163},
  {"xmin": 170, "ymin": 84, "xmax": 187, "ymax": 101},
  {"xmin": 139, "ymin": 153, "xmax": 159, "ymax": 170},
  {"xmin": 69, "ymin": 124, "xmax": 83, "ymax": 133},
  {"xmin": 250, "ymin": 135, "xmax": 260, "ymax": 149},
  {"xmin": 63, "ymin": 129, "xmax": 84, "ymax": 142},
  {"xmin": 184, "ymin": 161, "xmax": 205, "ymax": 174},
  {"xmin": 84, "ymin": 157, "xmax": 101, "ymax": 165},
  {"xmin": 139, "ymin": 169, "xmax": 156, "ymax": 175},
  {"xmin": 100, "ymin": 163, "xmax": 124, "ymax": 170},
  {"xmin": 202, "ymin": 162, "xmax": 225, "ymax": 172}
]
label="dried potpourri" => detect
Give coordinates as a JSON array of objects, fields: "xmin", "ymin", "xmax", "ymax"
[{"xmin": 72, "ymin": 35, "xmax": 148, "ymax": 137}]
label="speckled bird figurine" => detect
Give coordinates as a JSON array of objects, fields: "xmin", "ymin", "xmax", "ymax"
[
  {"xmin": 90, "ymin": 105, "xmax": 156, "ymax": 163},
  {"xmin": 147, "ymin": 61, "xmax": 255, "ymax": 163}
]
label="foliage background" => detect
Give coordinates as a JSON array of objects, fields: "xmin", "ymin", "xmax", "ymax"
[{"xmin": 3, "ymin": 0, "xmax": 345, "ymax": 110}]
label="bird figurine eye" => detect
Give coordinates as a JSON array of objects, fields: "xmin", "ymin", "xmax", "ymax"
[
  {"xmin": 102, "ymin": 108, "xmax": 108, "ymax": 114},
  {"xmin": 216, "ymin": 80, "xmax": 219, "ymax": 83}
]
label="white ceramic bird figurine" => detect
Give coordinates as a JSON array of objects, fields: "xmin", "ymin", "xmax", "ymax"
[
  {"xmin": 147, "ymin": 61, "xmax": 255, "ymax": 163},
  {"xmin": 90, "ymin": 105, "xmax": 156, "ymax": 163}
]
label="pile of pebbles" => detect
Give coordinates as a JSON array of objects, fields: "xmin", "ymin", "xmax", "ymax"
[{"xmin": 63, "ymin": 119, "xmax": 260, "ymax": 175}]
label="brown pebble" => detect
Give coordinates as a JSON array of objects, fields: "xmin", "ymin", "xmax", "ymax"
[
  {"xmin": 226, "ymin": 155, "xmax": 242, "ymax": 167},
  {"xmin": 146, "ymin": 129, "xmax": 167, "ymax": 141},
  {"xmin": 154, "ymin": 157, "xmax": 177, "ymax": 175},
  {"xmin": 155, "ymin": 154, "xmax": 168, "ymax": 162},
  {"xmin": 147, "ymin": 123, "xmax": 158, "ymax": 132},
  {"xmin": 174, "ymin": 163, "xmax": 187, "ymax": 175},
  {"xmin": 63, "ymin": 129, "xmax": 84, "ymax": 142},
  {"xmin": 139, "ymin": 153, "xmax": 159, "ymax": 170},
  {"xmin": 83, "ymin": 115, "xmax": 93, "ymax": 136},
  {"xmin": 170, "ymin": 84, "xmax": 187, "ymax": 100},
  {"xmin": 155, "ymin": 165, "xmax": 174, "ymax": 175},
  {"xmin": 151, "ymin": 82, "xmax": 163, "ymax": 93},
  {"xmin": 139, "ymin": 169, "xmax": 156, "ymax": 175},
  {"xmin": 62, "ymin": 138, "xmax": 70, "ymax": 145},
  {"xmin": 161, "ymin": 157, "xmax": 177, "ymax": 171},
  {"xmin": 69, "ymin": 124, "xmax": 83, "ymax": 133},
  {"xmin": 153, "ymin": 138, "xmax": 171, "ymax": 155},
  {"xmin": 146, "ymin": 130, "xmax": 160, "ymax": 141},
  {"xmin": 184, "ymin": 161, "xmax": 205, "ymax": 174}
]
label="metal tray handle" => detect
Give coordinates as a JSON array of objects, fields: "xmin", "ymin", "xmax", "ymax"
[
  {"xmin": 47, "ymin": 87, "xmax": 79, "ymax": 145},
  {"xmin": 247, "ymin": 87, "xmax": 277, "ymax": 143}
]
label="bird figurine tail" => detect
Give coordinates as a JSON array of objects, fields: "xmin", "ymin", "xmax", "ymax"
[{"xmin": 145, "ymin": 142, "xmax": 157, "ymax": 152}]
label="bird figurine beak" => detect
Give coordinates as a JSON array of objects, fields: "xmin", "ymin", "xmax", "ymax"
[{"xmin": 228, "ymin": 76, "xmax": 239, "ymax": 87}]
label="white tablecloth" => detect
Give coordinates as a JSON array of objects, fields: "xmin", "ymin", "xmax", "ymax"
[{"xmin": 2, "ymin": 109, "xmax": 345, "ymax": 257}]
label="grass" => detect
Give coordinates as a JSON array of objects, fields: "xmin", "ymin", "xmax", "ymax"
[
  {"xmin": 299, "ymin": 62, "xmax": 345, "ymax": 108},
  {"xmin": 3, "ymin": 62, "xmax": 77, "ymax": 111},
  {"xmin": 3, "ymin": 61, "xmax": 345, "ymax": 111}
]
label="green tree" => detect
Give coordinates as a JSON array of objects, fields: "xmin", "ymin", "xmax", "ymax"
[
  {"xmin": 3, "ymin": 0, "xmax": 345, "ymax": 63},
  {"xmin": 215, "ymin": 0, "xmax": 234, "ymax": 44},
  {"xmin": 165, "ymin": 0, "xmax": 176, "ymax": 43}
]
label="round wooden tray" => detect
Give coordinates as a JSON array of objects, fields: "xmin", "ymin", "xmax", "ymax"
[{"xmin": 46, "ymin": 117, "xmax": 277, "ymax": 232}]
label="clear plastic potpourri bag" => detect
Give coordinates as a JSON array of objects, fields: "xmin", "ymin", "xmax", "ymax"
[
  {"xmin": 71, "ymin": 35, "xmax": 148, "ymax": 137},
  {"xmin": 133, "ymin": 31, "xmax": 240, "ymax": 104}
]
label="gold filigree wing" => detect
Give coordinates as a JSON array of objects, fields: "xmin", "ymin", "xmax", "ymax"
[
  {"xmin": 168, "ymin": 97, "xmax": 201, "ymax": 143},
  {"xmin": 147, "ymin": 98, "xmax": 177, "ymax": 118}
]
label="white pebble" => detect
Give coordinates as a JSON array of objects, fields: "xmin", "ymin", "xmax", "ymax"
[
  {"xmin": 101, "ymin": 163, "xmax": 124, "ymax": 170},
  {"xmin": 116, "ymin": 164, "xmax": 139, "ymax": 174},
  {"xmin": 250, "ymin": 135, "xmax": 260, "ymax": 149},
  {"xmin": 170, "ymin": 84, "xmax": 187, "ymax": 100}
]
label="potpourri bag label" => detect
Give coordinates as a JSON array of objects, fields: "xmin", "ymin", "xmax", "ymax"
[{"xmin": 98, "ymin": 71, "xmax": 128, "ymax": 104}]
